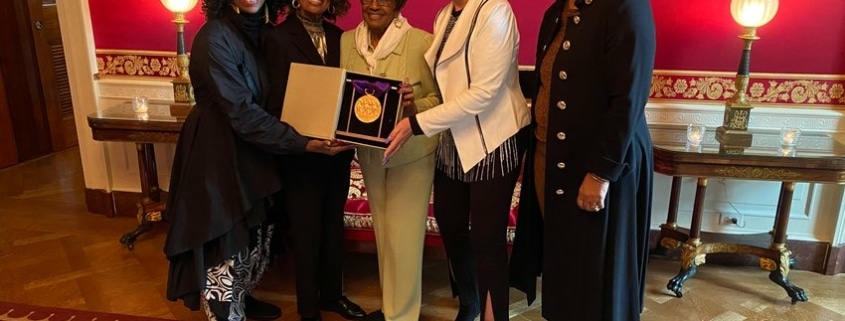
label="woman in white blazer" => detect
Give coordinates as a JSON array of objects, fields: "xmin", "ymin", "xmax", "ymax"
[{"xmin": 385, "ymin": 0, "xmax": 530, "ymax": 320}]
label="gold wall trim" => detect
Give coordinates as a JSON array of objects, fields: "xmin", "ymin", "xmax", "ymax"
[
  {"xmin": 96, "ymin": 50, "xmax": 183, "ymax": 78},
  {"xmin": 98, "ymin": 51, "xmax": 845, "ymax": 107},
  {"xmin": 654, "ymin": 69, "xmax": 845, "ymax": 81},
  {"xmin": 95, "ymin": 49, "xmax": 177, "ymax": 56},
  {"xmin": 650, "ymin": 73, "xmax": 845, "ymax": 107}
]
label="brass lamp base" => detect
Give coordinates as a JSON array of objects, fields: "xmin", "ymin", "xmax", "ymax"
[
  {"xmin": 172, "ymin": 77, "xmax": 193, "ymax": 103},
  {"xmin": 170, "ymin": 102, "xmax": 194, "ymax": 118},
  {"xmin": 716, "ymin": 126, "xmax": 752, "ymax": 154},
  {"xmin": 715, "ymin": 96, "xmax": 753, "ymax": 154},
  {"xmin": 715, "ymin": 126, "xmax": 752, "ymax": 145},
  {"xmin": 170, "ymin": 76, "xmax": 194, "ymax": 118}
]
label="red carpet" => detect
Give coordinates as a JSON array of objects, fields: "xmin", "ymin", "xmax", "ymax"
[{"xmin": 0, "ymin": 302, "xmax": 173, "ymax": 321}]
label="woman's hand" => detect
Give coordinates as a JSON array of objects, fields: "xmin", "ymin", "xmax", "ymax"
[
  {"xmin": 577, "ymin": 173, "xmax": 609, "ymax": 212},
  {"xmin": 305, "ymin": 139, "xmax": 355, "ymax": 156},
  {"xmin": 398, "ymin": 78, "xmax": 417, "ymax": 116},
  {"xmin": 383, "ymin": 118, "xmax": 412, "ymax": 164}
]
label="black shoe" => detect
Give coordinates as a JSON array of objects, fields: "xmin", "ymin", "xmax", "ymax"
[
  {"xmin": 454, "ymin": 304, "xmax": 479, "ymax": 321},
  {"xmin": 245, "ymin": 295, "xmax": 282, "ymax": 321},
  {"xmin": 360, "ymin": 310, "xmax": 385, "ymax": 321},
  {"xmin": 319, "ymin": 296, "xmax": 366, "ymax": 320}
]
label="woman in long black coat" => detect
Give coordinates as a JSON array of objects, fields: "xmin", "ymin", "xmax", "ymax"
[
  {"xmin": 163, "ymin": 0, "xmax": 350, "ymax": 319},
  {"xmin": 263, "ymin": 1, "xmax": 366, "ymax": 320},
  {"xmin": 509, "ymin": 0, "xmax": 656, "ymax": 320}
]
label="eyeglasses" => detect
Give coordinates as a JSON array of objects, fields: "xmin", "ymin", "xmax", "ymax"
[{"xmin": 361, "ymin": 0, "xmax": 393, "ymax": 6}]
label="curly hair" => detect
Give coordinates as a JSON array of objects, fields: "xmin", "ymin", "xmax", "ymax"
[
  {"xmin": 201, "ymin": 0, "xmax": 289, "ymax": 22},
  {"xmin": 278, "ymin": 0, "xmax": 351, "ymax": 21}
]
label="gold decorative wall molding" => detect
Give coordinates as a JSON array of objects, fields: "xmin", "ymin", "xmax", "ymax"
[
  {"xmin": 650, "ymin": 70, "xmax": 845, "ymax": 107},
  {"xmin": 98, "ymin": 55, "xmax": 845, "ymax": 107},
  {"xmin": 519, "ymin": 65, "xmax": 845, "ymax": 108},
  {"xmin": 95, "ymin": 49, "xmax": 182, "ymax": 78}
]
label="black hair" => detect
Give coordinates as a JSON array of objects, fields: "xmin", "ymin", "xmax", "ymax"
[
  {"xmin": 394, "ymin": 0, "xmax": 407, "ymax": 11},
  {"xmin": 202, "ymin": 0, "xmax": 288, "ymax": 22},
  {"xmin": 278, "ymin": 0, "xmax": 352, "ymax": 21}
]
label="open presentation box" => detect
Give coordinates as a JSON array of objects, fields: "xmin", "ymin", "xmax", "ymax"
[{"xmin": 281, "ymin": 63, "xmax": 403, "ymax": 149}]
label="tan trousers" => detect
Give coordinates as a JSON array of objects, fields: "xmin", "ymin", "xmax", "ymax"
[{"xmin": 357, "ymin": 147, "xmax": 435, "ymax": 321}]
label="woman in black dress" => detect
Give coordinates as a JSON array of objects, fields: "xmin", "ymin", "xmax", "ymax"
[
  {"xmin": 163, "ymin": 0, "xmax": 350, "ymax": 320},
  {"xmin": 510, "ymin": 0, "xmax": 656, "ymax": 320}
]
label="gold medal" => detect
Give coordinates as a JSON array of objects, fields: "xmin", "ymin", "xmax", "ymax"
[{"xmin": 354, "ymin": 89, "xmax": 382, "ymax": 123}]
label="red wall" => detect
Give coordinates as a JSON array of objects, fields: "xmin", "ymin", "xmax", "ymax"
[
  {"xmin": 90, "ymin": 0, "xmax": 845, "ymax": 74},
  {"xmin": 653, "ymin": 1, "xmax": 845, "ymax": 74}
]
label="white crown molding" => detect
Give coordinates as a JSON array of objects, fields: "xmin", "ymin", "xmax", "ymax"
[
  {"xmin": 646, "ymin": 102, "xmax": 843, "ymax": 132},
  {"xmin": 97, "ymin": 78, "xmax": 173, "ymax": 103}
]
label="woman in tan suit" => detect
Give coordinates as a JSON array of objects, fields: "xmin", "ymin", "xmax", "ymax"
[{"xmin": 340, "ymin": 1, "xmax": 440, "ymax": 320}]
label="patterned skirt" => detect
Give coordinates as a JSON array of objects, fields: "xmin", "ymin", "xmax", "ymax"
[{"xmin": 201, "ymin": 224, "xmax": 274, "ymax": 321}]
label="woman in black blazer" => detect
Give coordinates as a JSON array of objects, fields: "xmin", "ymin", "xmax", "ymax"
[
  {"xmin": 264, "ymin": 1, "xmax": 365, "ymax": 321},
  {"xmin": 510, "ymin": 0, "xmax": 656, "ymax": 320}
]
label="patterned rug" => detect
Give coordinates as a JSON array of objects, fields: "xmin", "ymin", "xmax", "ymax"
[{"xmin": 0, "ymin": 302, "xmax": 172, "ymax": 321}]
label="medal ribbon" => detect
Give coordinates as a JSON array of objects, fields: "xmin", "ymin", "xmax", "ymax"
[{"xmin": 352, "ymin": 80, "xmax": 391, "ymax": 97}]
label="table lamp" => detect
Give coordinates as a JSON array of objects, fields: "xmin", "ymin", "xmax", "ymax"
[
  {"xmin": 161, "ymin": 0, "xmax": 198, "ymax": 117},
  {"xmin": 716, "ymin": 0, "xmax": 779, "ymax": 149}
]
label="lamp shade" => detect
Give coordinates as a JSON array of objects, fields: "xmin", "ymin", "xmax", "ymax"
[
  {"xmin": 730, "ymin": 0, "xmax": 779, "ymax": 28},
  {"xmin": 161, "ymin": 0, "xmax": 198, "ymax": 13}
]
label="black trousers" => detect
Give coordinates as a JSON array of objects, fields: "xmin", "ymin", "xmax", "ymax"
[
  {"xmin": 279, "ymin": 151, "xmax": 354, "ymax": 318},
  {"xmin": 433, "ymin": 163, "xmax": 522, "ymax": 321}
]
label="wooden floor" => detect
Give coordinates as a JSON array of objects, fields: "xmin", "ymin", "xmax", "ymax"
[{"xmin": 1, "ymin": 148, "xmax": 844, "ymax": 321}]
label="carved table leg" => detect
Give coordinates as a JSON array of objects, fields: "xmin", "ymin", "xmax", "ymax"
[
  {"xmin": 653, "ymin": 176, "xmax": 683, "ymax": 256},
  {"xmin": 667, "ymin": 239, "xmax": 705, "ymax": 297},
  {"xmin": 667, "ymin": 177, "xmax": 707, "ymax": 297},
  {"xmin": 765, "ymin": 182, "xmax": 808, "ymax": 304},
  {"xmin": 143, "ymin": 143, "xmax": 161, "ymax": 202},
  {"xmin": 119, "ymin": 206, "xmax": 152, "ymax": 250},
  {"xmin": 120, "ymin": 143, "xmax": 161, "ymax": 250}
]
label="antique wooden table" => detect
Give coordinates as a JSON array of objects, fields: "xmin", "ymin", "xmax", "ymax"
[
  {"xmin": 87, "ymin": 102, "xmax": 182, "ymax": 249},
  {"xmin": 650, "ymin": 125, "xmax": 845, "ymax": 304}
]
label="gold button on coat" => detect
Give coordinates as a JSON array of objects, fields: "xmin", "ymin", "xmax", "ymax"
[
  {"xmin": 559, "ymin": 71, "xmax": 568, "ymax": 80},
  {"xmin": 556, "ymin": 132, "xmax": 566, "ymax": 140},
  {"xmin": 562, "ymin": 40, "xmax": 571, "ymax": 51},
  {"xmin": 557, "ymin": 162, "xmax": 566, "ymax": 169},
  {"xmin": 585, "ymin": 0, "xmax": 592, "ymax": 4},
  {"xmin": 555, "ymin": 189, "xmax": 565, "ymax": 195},
  {"xmin": 574, "ymin": 16, "xmax": 581, "ymax": 25},
  {"xmin": 556, "ymin": 101, "xmax": 566, "ymax": 110}
]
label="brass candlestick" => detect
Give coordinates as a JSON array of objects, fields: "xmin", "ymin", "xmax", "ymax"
[
  {"xmin": 171, "ymin": 11, "xmax": 193, "ymax": 105},
  {"xmin": 716, "ymin": 27, "xmax": 758, "ymax": 148},
  {"xmin": 160, "ymin": 0, "xmax": 198, "ymax": 117}
]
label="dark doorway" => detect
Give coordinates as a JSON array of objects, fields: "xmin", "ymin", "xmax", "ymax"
[{"xmin": 0, "ymin": 0, "xmax": 77, "ymax": 168}]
